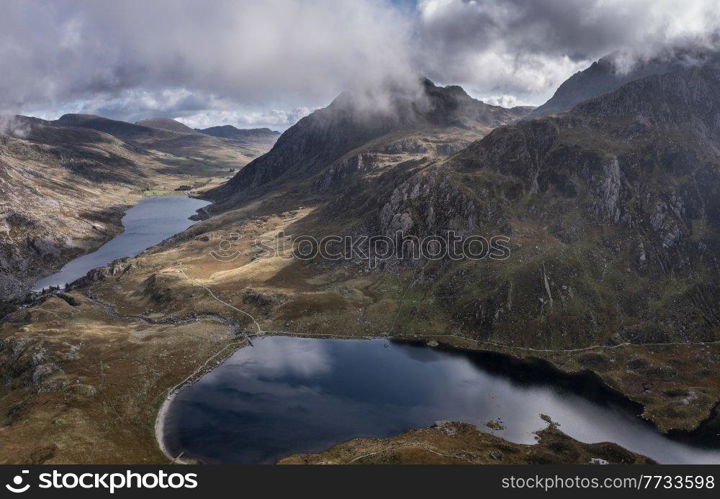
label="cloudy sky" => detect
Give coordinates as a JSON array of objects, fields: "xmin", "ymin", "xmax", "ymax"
[{"xmin": 2, "ymin": 0, "xmax": 719, "ymax": 130}]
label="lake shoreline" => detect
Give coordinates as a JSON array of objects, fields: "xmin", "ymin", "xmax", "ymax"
[
  {"xmin": 31, "ymin": 195, "xmax": 210, "ymax": 292},
  {"xmin": 155, "ymin": 338, "xmax": 249, "ymax": 464},
  {"xmin": 154, "ymin": 333, "xmax": 720, "ymax": 465}
]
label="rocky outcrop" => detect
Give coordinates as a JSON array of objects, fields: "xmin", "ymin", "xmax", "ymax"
[
  {"xmin": 279, "ymin": 422, "xmax": 655, "ymax": 465},
  {"xmin": 314, "ymin": 153, "xmax": 382, "ymax": 191},
  {"xmin": 67, "ymin": 260, "xmax": 134, "ymax": 291},
  {"xmin": 378, "ymin": 169, "xmax": 484, "ymax": 237},
  {"xmin": 319, "ymin": 59, "xmax": 720, "ymax": 346}
]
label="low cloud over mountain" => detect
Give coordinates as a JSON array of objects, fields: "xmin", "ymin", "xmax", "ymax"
[{"xmin": 2, "ymin": 0, "xmax": 720, "ymax": 128}]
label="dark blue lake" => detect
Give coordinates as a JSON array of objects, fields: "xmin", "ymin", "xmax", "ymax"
[{"xmin": 161, "ymin": 336, "xmax": 720, "ymax": 464}]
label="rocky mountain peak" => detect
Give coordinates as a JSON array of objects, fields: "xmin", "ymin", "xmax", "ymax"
[
  {"xmin": 208, "ymin": 78, "xmax": 531, "ymax": 207},
  {"xmin": 527, "ymin": 47, "xmax": 720, "ymax": 119}
]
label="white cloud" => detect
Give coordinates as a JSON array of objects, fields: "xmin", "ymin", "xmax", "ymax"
[
  {"xmin": 0, "ymin": 113, "xmax": 30, "ymax": 138},
  {"xmin": 480, "ymin": 95, "xmax": 524, "ymax": 109},
  {"xmin": 415, "ymin": 0, "xmax": 720, "ymax": 104}
]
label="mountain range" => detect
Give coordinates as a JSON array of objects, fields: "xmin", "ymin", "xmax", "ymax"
[
  {"xmin": 195, "ymin": 58, "xmax": 720, "ymax": 433},
  {"xmin": 205, "ymin": 60, "xmax": 720, "ymax": 348},
  {"xmin": 2, "ymin": 52, "xmax": 720, "ymax": 463}
]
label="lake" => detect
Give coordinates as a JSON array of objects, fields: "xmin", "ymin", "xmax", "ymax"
[
  {"xmin": 33, "ymin": 195, "xmax": 209, "ymax": 291},
  {"xmin": 161, "ymin": 336, "xmax": 720, "ymax": 464}
]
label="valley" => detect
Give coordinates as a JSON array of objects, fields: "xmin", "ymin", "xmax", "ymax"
[
  {"xmin": 0, "ymin": 115, "xmax": 277, "ymax": 313},
  {"xmin": 2, "ymin": 59, "xmax": 720, "ymax": 465}
]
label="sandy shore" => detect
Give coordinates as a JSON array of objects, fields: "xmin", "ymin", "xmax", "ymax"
[
  {"xmin": 154, "ymin": 389, "xmax": 183, "ymax": 463},
  {"xmin": 153, "ymin": 339, "xmax": 250, "ymax": 464}
]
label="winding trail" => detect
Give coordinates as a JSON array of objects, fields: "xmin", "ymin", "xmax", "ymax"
[
  {"xmin": 176, "ymin": 262, "xmax": 260, "ymax": 344},
  {"xmin": 84, "ymin": 287, "xmax": 720, "ymax": 355}
]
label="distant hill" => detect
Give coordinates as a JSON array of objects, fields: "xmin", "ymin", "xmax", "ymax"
[
  {"xmin": 198, "ymin": 125, "xmax": 280, "ymax": 141},
  {"xmin": 55, "ymin": 114, "xmax": 157, "ymax": 142},
  {"xmin": 136, "ymin": 118, "xmax": 197, "ymax": 134},
  {"xmin": 52, "ymin": 114, "xmax": 272, "ymax": 167}
]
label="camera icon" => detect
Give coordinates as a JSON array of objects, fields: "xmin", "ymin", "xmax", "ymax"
[{"xmin": 5, "ymin": 470, "xmax": 30, "ymax": 493}]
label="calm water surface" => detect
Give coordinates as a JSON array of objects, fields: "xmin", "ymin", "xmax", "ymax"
[
  {"xmin": 162, "ymin": 336, "xmax": 720, "ymax": 464},
  {"xmin": 33, "ymin": 195, "xmax": 209, "ymax": 291}
]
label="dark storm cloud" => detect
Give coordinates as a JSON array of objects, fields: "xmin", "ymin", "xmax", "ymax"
[
  {"xmin": 419, "ymin": 0, "xmax": 636, "ymax": 60},
  {"xmin": 0, "ymin": 0, "xmax": 416, "ymax": 115}
]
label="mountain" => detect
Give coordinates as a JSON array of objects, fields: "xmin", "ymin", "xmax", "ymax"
[
  {"xmin": 202, "ymin": 63, "xmax": 720, "ymax": 350},
  {"xmin": 136, "ymin": 118, "xmax": 197, "ymax": 134},
  {"xmin": 208, "ymin": 79, "xmax": 531, "ymax": 208},
  {"xmin": 53, "ymin": 114, "xmax": 266, "ymax": 167},
  {"xmin": 526, "ymin": 49, "xmax": 718, "ymax": 119},
  {"xmin": 355, "ymin": 59, "xmax": 720, "ymax": 347},
  {"xmin": 198, "ymin": 125, "xmax": 280, "ymax": 141}
]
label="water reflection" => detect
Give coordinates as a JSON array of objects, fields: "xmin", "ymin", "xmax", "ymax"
[{"xmin": 163, "ymin": 336, "xmax": 720, "ymax": 464}]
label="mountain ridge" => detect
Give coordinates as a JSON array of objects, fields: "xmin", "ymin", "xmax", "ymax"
[
  {"xmin": 135, "ymin": 117, "xmax": 198, "ymax": 134},
  {"xmin": 207, "ymin": 79, "xmax": 532, "ymax": 208},
  {"xmin": 526, "ymin": 49, "xmax": 720, "ymax": 119},
  {"xmin": 197, "ymin": 125, "xmax": 280, "ymax": 140}
]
